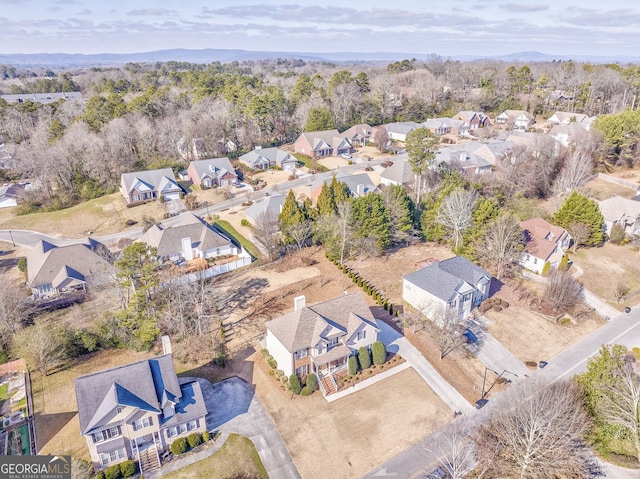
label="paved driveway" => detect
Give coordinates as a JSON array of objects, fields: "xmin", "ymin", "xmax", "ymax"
[
  {"xmin": 377, "ymin": 321, "xmax": 472, "ymax": 413},
  {"xmin": 197, "ymin": 377, "xmax": 301, "ymax": 479}
]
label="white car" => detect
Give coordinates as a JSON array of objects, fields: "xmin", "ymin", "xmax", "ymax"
[{"xmin": 340, "ymin": 153, "xmax": 352, "ymax": 159}]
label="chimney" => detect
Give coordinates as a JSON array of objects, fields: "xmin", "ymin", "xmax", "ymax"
[
  {"xmin": 356, "ymin": 184, "xmax": 364, "ymax": 196},
  {"xmin": 294, "ymin": 295, "xmax": 306, "ymax": 311},
  {"xmin": 162, "ymin": 335, "xmax": 172, "ymax": 355},
  {"xmin": 181, "ymin": 237, "xmax": 194, "ymax": 261},
  {"xmin": 255, "ymin": 146, "xmax": 262, "ymax": 150}
]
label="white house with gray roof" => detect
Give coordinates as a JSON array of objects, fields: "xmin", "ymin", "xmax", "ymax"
[
  {"xmin": 402, "ymin": 256, "xmax": 493, "ymax": 320},
  {"xmin": 120, "ymin": 168, "xmax": 182, "ymax": 205},
  {"xmin": 75, "ymin": 354, "xmax": 207, "ymax": 473},
  {"xmin": 265, "ymin": 292, "xmax": 380, "ymax": 396},
  {"xmin": 310, "ymin": 170, "xmax": 378, "ymax": 203},
  {"xmin": 239, "ymin": 146, "xmax": 298, "ymax": 171},
  {"xmin": 139, "ymin": 213, "xmax": 237, "ymax": 261},
  {"xmin": 245, "ymin": 192, "xmax": 287, "ymax": 226},
  {"xmin": 380, "ymin": 159, "xmax": 414, "ymax": 187}
]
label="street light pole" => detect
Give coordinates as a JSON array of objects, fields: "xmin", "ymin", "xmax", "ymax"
[
  {"xmin": 481, "ymin": 367, "xmax": 519, "ymax": 400},
  {"xmin": 9, "ymin": 230, "xmax": 15, "ymax": 247}
]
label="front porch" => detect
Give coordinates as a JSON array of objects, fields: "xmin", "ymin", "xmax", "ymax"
[{"xmin": 311, "ymin": 345, "xmax": 350, "ymax": 397}]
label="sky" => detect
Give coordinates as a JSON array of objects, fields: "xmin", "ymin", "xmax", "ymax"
[{"xmin": 1, "ymin": 0, "xmax": 640, "ymax": 57}]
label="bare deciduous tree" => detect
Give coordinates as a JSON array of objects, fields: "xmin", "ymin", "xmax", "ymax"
[
  {"xmin": 436, "ymin": 188, "xmax": 477, "ymax": 251},
  {"xmin": 545, "ymin": 269, "xmax": 583, "ymax": 311},
  {"xmin": 615, "ymin": 279, "xmax": 630, "ymax": 304},
  {"xmin": 477, "ymin": 213, "xmax": 523, "ymax": 280},
  {"xmin": 474, "ymin": 380, "xmax": 595, "ymax": 479},
  {"xmin": 12, "ymin": 321, "xmax": 66, "ymax": 377},
  {"xmin": 253, "ymin": 211, "xmax": 281, "ymax": 262},
  {"xmin": 0, "ymin": 282, "xmax": 31, "ymax": 338},
  {"xmin": 426, "ymin": 421, "xmax": 480, "ymax": 479},
  {"xmin": 555, "ymin": 145, "xmax": 594, "ymax": 194},
  {"xmin": 282, "ymin": 219, "xmax": 312, "ymax": 260},
  {"xmin": 431, "ymin": 306, "xmax": 469, "ymax": 360},
  {"xmin": 567, "ymin": 222, "xmax": 592, "ymax": 253}
]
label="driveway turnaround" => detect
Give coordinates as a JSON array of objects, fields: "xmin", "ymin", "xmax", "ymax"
[
  {"xmin": 148, "ymin": 377, "xmax": 301, "ymax": 479},
  {"xmin": 377, "ymin": 321, "xmax": 472, "ymax": 413}
]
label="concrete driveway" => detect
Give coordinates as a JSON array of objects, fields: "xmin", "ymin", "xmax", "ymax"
[{"xmin": 377, "ymin": 321, "xmax": 472, "ymax": 413}]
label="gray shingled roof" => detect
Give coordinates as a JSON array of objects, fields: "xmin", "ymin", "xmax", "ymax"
[
  {"xmin": 380, "ymin": 159, "xmax": 414, "ymax": 185},
  {"xmin": 27, "ymin": 238, "xmax": 110, "ymax": 289},
  {"xmin": 245, "ymin": 192, "xmax": 286, "ymax": 223},
  {"xmin": 75, "ymin": 355, "xmax": 181, "ymax": 435},
  {"xmin": 300, "ymin": 130, "xmax": 352, "ymax": 151},
  {"xmin": 265, "ymin": 292, "xmax": 379, "ymax": 352},
  {"xmin": 311, "ymin": 171, "xmax": 377, "ymax": 197},
  {"xmin": 161, "ymin": 381, "xmax": 208, "ymax": 427},
  {"xmin": 121, "ymin": 168, "xmax": 180, "ymax": 194},
  {"xmin": 139, "ymin": 213, "xmax": 232, "ymax": 257},
  {"xmin": 189, "ymin": 157, "xmax": 235, "ymax": 180},
  {"xmin": 403, "ymin": 256, "xmax": 492, "ymax": 302},
  {"xmin": 239, "ymin": 147, "xmax": 297, "ymax": 169}
]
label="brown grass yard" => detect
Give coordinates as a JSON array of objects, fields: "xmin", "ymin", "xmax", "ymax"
[
  {"xmin": 571, "ymin": 242, "xmax": 640, "ymax": 311},
  {"xmin": 162, "ymin": 433, "xmax": 268, "ymax": 479},
  {"xmin": 582, "ymin": 177, "xmax": 638, "ymax": 201},
  {"xmin": 252, "ymin": 354, "xmax": 450, "ymax": 479}
]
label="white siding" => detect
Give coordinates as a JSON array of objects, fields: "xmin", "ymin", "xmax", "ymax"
[
  {"xmin": 347, "ymin": 322, "xmax": 378, "ymax": 351},
  {"xmin": 402, "ymin": 279, "xmax": 447, "ymax": 319},
  {"xmin": 265, "ymin": 330, "xmax": 293, "ymax": 377},
  {"xmin": 519, "ymin": 253, "xmax": 544, "ymax": 274}
]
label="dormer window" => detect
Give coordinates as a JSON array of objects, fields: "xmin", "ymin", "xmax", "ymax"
[
  {"xmin": 356, "ymin": 330, "xmax": 366, "ymax": 341},
  {"xmin": 327, "ymin": 337, "xmax": 339, "ymax": 348},
  {"xmin": 116, "ymin": 407, "xmax": 123, "ymax": 414},
  {"xmin": 164, "ymin": 405, "xmax": 174, "ymax": 419}
]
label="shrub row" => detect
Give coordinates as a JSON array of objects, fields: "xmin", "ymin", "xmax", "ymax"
[
  {"xmin": 96, "ymin": 460, "xmax": 137, "ymax": 479},
  {"xmin": 325, "ymin": 254, "xmax": 398, "ymax": 315},
  {"xmin": 290, "ymin": 372, "xmax": 318, "ymax": 396},
  {"xmin": 169, "ymin": 431, "xmax": 211, "ymax": 456},
  {"xmin": 260, "ymin": 348, "xmax": 278, "ymax": 369}
]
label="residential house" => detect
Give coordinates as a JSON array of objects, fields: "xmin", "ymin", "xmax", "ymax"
[
  {"xmin": 380, "ymin": 159, "xmax": 414, "ymax": 187},
  {"xmin": 27, "ymin": 239, "xmax": 111, "ymax": 299},
  {"xmin": 423, "ymin": 119, "xmax": 452, "ymax": 136},
  {"xmin": 310, "ymin": 170, "xmax": 377, "ymax": 203},
  {"xmin": 177, "ymin": 137, "xmax": 207, "ymax": 161},
  {"xmin": 186, "ymin": 157, "xmax": 237, "ymax": 189},
  {"xmin": 384, "ymin": 122, "xmax": 421, "ymax": 142},
  {"xmin": 519, "ymin": 218, "xmax": 571, "ymax": 274},
  {"xmin": 120, "ymin": 169, "xmax": 182, "ymax": 205},
  {"xmin": 75, "ymin": 352, "xmax": 207, "ymax": 473},
  {"xmin": 293, "ymin": 130, "xmax": 352, "ymax": 158},
  {"xmin": 265, "ymin": 293, "xmax": 380, "ymax": 396},
  {"xmin": 402, "ymin": 256, "xmax": 493, "ymax": 320},
  {"xmin": 434, "ymin": 147, "xmax": 491, "ymax": 175},
  {"xmin": 0, "ymin": 183, "xmax": 25, "ymax": 208},
  {"xmin": 341, "ymin": 124, "xmax": 373, "ymax": 146},
  {"xmin": 245, "ymin": 192, "xmax": 287, "ymax": 226},
  {"xmin": 495, "ymin": 110, "xmax": 535, "ymax": 130},
  {"xmin": 1, "ymin": 91, "xmax": 84, "ymax": 105},
  {"xmin": 139, "ymin": 213, "xmax": 238, "ymax": 262},
  {"xmin": 549, "ymin": 122, "xmax": 590, "ymax": 148},
  {"xmin": 599, "ymin": 196, "xmax": 640, "ymax": 236},
  {"xmin": 453, "ymin": 111, "xmax": 491, "ymax": 129},
  {"xmin": 239, "ymin": 147, "xmax": 298, "ymax": 171},
  {"xmin": 546, "ymin": 111, "xmax": 591, "ymax": 128},
  {"xmin": 458, "ymin": 140, "xmax": 515, "ymax": 166}
]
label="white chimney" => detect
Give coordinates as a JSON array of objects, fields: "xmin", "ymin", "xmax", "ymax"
[
  {"xmin": 357, "ymin": 184, "xmax": 364, "ymax": 196},
  {"xmin": 255, "ymin": 145, "xmax": 262, "ymax": 150},
  {"xmin": 294, "ymin": 295, "xmax": 306, "ymax": 311},
  {"xmin": 181, "ymin": 237, "xmax": 194, "ymax": 261},
  {"xmin": 162, "ymin": 335, "xmax": 172, "ymax": 355}
]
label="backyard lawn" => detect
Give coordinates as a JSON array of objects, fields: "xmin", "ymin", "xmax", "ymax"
[{"xmin": 162, "ymin": 434, "xmax": 268, "ymax": 479}]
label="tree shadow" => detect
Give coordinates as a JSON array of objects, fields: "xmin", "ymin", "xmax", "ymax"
[
  {"xmin": 0, "ymin": 256, "xmax": 20, "ymax": 275},
  {"xmin": 489, "ymin": 277, "xmax": 504, "ymax": 297},
  {"xmin": 218, "ymin": 277, "xmax": 269, "ymax": 315},
  {"xmin": 34, "ymin": 411, "xmax": 77, "ymax": 450}
]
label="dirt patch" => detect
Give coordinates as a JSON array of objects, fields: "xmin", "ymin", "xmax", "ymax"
[
  {"xmin": 252, "ymin": 352, "xmax": 450, "ymax": 479},
  {"xmin": 582, "ymin": 178, "xmax": 638, "ymax": 201},
  {"xmin": 484, "ymin": 280, "xmax": 605, "ymax": 362}
]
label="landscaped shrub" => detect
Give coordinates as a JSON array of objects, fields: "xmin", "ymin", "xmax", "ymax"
[
  {"xmin": 300, "ymin": 386, "xmax": 313, "ymax": 396},
  {"xmin": 241, "ymin": 219, "xmax": 251, "ymax": 227},
  {"xmin": 105, "ymin": 465, "xmax": 122, "ymax": 479},
  {"xmin": 541, "ymin": 261, "xmax": 550, "ymax": 277},
  {"xmin": 493, "ymin": 304, "xmax": 503, "ymax": 312},
  {"xmin": 372, "ymin": 341, "xmax": 386, "ymax": 365},
  {"xmin": 610, "ymin": 223, "xmax": 626, "ymax": 244},
  {"xmin": 383, "ymin": 302, "xmax": 388, "ymax": 311},
  {"xmin": 187, "ymin": 432, "xmax": 202, "ymax": 448},
  {"xmin": 260, "ymin": 348, "xmax": 269, "ymax": 357},
  {"xmin": 558, "ymin": 253, "xmax": 569, "ymax": 272},
  {"xmin": 358, "ymin": 347, "xmax": 372, "ymax": 370},
  {"xmin": 389, "ymin": 304, "xmax": 393, "ymax": 315},
  {"xmin": 17, "ymin": 257, "xmax": 26, "ymax": 272},
  {"xmin": 348, "ymin": 355, "xmax": 359, "ymax": 375},
  {"xmin": 289, "ymin": 374, "xmax": 302, "ymax": 395},
  {"xmin": 170, "ymin": 437, "xmax": 189, "ymax": 455},
  {"xmin": 479, "ymin": 301, "xmax": 492, "ymax": 313},
  {"xmin": 95, "ymin": 473, "xmax": 105, "ymax": 479},
  {"xmin": 306, "ymin": 373, "xmax": 318, "ymax": 391},
  {"xmin": 119, "ymin": 460, "xmax": 137, "ymax": 478},
  {"xmin": 203, "ymin": 430, "xmax": 211, "ymax": 442},
  {"xmin": 267, "ymin": 357, "xmax": 277, "ymax": 369}
]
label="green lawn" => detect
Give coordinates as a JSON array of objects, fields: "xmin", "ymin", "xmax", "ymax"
[
  {"xmin": 163, "ymin": 434, "xmax": 268, "ymax": 479},
  {"xmin": 213, "ymin": 220, "xmax": 261, "ymax": 260}
]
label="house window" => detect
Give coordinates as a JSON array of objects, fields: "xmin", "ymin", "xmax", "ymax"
[
  {"xmin": 166, "ymin": 426, "xmax": 178, "ymax": 438},
  {"xmin": 116, "ymin": 407, "xmax": 123, "ymax": 414},
  {"xmin": 179, "ymin": 423, "xmax": 188, "ymax": 434},
  {"xmin": 295, "ymin": 348, "xmax": 308, "ymax": 360},
  {"xmin": 295, "ymin": 365, "xmax": 309, "ymax": 376},
  {"xmin": 132, "ymin": 417, "xmax": 152, "ymax": 431},
  {"xmin": 92, "ymin": 426, "xmax": 121, "ymax": 443},
  {"xmin": 100, "ymin": 448, "xmax": 125, "ymax": 466},
  {"xmin": 533, "ymin": 258, "xmax": 538, "ymax": 265},
  {"xmin": 327, "ymin": 337, "xmax": 339, "ymax": 348},
  {"xmin": 356, "ymin": 330, "xmax": 366, "ymax": 341},
  {"xmin": 188, "ymin": 420, "xmax": 198, "ymax": 431}
]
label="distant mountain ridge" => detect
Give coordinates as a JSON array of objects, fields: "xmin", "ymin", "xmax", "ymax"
[{"xmin": 1, "ymin": 48, "xmax": 639, "ymax": 68}]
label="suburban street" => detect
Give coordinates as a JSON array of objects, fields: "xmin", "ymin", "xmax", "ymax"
[{"xmin": 365, "ymin": 307, "xmax": 640, "ymax": 478}]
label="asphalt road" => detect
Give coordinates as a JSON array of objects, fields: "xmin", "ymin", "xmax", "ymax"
[{"xmin": 365, "ymin": 307, "xmax": 640, "ymax": 478}]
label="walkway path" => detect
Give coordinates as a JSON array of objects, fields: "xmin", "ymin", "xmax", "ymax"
[
  {"xmin": 146, "ymin": 377, "xmax": 301, "ymax": 479},
  {"xmin": 377, "ymin": 321, "xmax": 472, "ymax": 413}
]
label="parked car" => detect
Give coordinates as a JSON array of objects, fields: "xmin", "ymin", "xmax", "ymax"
[{"xmin": 340, "ymin": 153, "xmax": 352, "ymax": 159}]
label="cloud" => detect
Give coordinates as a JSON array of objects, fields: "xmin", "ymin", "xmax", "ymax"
[
  {"xmin": 500, "ymin": 3, "xmax": 549, "ymax": 13},
  {"xmin": 127, "ymin": 8, "xmax": 175, "ymax": 17},
  {"xmin": 563, "ymin": 8, "xmax": 640, "ymax": 27},
  {"xmin": 77, "ymin": 9, "xmax": 91, "ymax": 15}
]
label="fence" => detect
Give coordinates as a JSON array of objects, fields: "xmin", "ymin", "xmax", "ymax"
[
  {"xmin": 597, "ymin": 173, "xmax": 640, "ymax": 192},
  {"xmin": 172, "ymin": 254, "xmax": 252, "ymax": 285}
]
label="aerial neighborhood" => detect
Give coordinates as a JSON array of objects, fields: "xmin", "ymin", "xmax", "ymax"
[{"xmin": 3, "ymin": 55, "xmax": 640, "ymax": 479}]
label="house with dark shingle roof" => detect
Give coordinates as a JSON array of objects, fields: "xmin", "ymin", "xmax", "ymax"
[
  {"xmin": 265, "ymin": 292, "xmax": 380, "ymax": 396},
  {"xmin": 402, "ymin": 256, "xmax": 493, "ymax": 320},
  {"xmin": 293, "ymin": 129, "xmax": 353, "ymax": 158},
  {"xmin": 138, "ymin": 213, "xmax": 238, "ymax": 261},
  {"xmin": 519, "ymin": 218, "xmax": 571, "ymax": 274},
  {"xmin": 341, "ymin": 124, "xmax": 373, "ymax": 146},
  {"xmin": 27, "ymin": 239, "xmax": 111, "ymax": 299},
  {"xmin": 186, "ymin": 157, "xmax": 237, "ymax": 188},
  {"xmin": 75, "ymin": 353, "xmax": 207, "ymax": 472},
  {"xmin": 120, "ymin": 168, "xmax": 183, "ymax": 205}
]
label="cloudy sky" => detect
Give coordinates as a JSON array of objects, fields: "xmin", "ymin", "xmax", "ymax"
[{"xmin": 1, "ymin": 0, "xmax": 639, "ymax": 57}]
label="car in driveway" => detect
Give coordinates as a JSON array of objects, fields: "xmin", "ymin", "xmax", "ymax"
[{"xmin": 340, "ymin": 153, "xmax": 352, "ymax": 159}]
